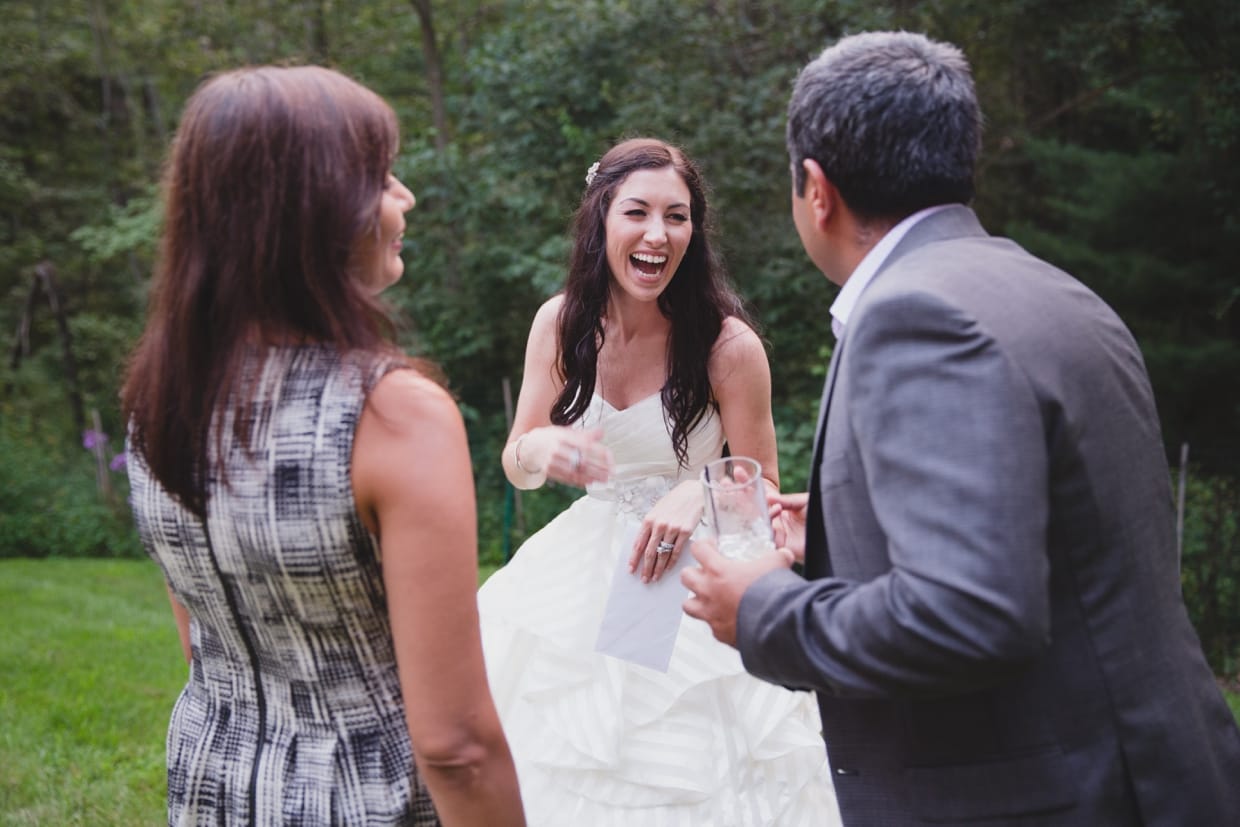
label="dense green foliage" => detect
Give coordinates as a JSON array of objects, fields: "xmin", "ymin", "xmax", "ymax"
[
  {"xmin": 1, "ymin": 412, "xmax": 139, "ymax": 557},
  {"xmin": 1180, "ymin": 473, "xmax": 1240, "ymax": 674},
  {"xmin": 1, "ymin": 1, "xmax": 1237, "ymax": 668}
]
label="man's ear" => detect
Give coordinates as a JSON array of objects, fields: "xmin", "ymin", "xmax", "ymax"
[{"xmin": 801, "ymin": 158, "xmax": 836, "ymax": 230}]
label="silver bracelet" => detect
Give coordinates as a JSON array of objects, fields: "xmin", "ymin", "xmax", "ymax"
[{"xmin": 513, "ymin": 432, "xmax": 542, "ymax": 475}]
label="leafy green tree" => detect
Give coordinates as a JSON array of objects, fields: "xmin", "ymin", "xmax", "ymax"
[{"xmin": 2, "ymin": 3, "xmax": 1238, "ymax": 667}]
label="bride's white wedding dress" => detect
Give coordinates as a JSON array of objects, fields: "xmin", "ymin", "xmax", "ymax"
[{"xmin": 478, "ymin": 393, "xmax": 841, "ymax": 826}]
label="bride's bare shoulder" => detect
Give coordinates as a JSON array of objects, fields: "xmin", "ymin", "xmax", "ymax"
[{"xmin": 711, "ymin": 316, "xmax": 766, "ymax": 375}]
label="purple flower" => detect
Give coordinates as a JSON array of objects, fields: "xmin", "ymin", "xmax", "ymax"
[
  {"xmin": 82, "ymin": 429, "xmax": 108, "ymax": 450},
  {"xmin": 109, "ymin": 452, "xmax": 127, "ymax": 472}
]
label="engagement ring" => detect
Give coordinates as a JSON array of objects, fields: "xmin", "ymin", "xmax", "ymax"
[
  {"xmin": 569, "ymin": 448, "xmax": 583, "ymax": 472},
  {"xmin": 656, "ymin": 540, "xmax": 675, "ymax": 553}
]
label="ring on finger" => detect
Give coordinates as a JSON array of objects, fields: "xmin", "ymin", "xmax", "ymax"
[
  {"xmin": 569, "ymin": 447, "xmax": 583, "ymax": 472},
  {"xmin": 656, "ymin": 540, "xmax": 675, "ymax": 554}
]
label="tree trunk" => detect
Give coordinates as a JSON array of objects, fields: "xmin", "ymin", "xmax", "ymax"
[
  {"xmin": 87, "ymin": 0, "xmax": 115, "ymax": 137},
  {"xmin": 409, "ymin": 0, "xmax": 450, "ymax": 151},
  {"xmin": 408, "ymin": 0, "xmax": 461, "ymax": 290},
  {"xmin": 37, "ymin": 262, "xmax": 87, "ymax": 434},
  {"xmin": 4, "ymin": 262, "xmax": 86, "ymax": 433},
  {"xmin": 7, "ymin": 278, "xmax": 40, "ymax": 373},
  {"xmin": 87, "ymin": 0, "xmax": 149, "ymax": 179},
  {"xmin": 307, "ymin": 0, "xmax": 330, "ymax": 62},
  {"xmin": 143, "ymin": 75, "xmax": 168, "ymax": 147}
]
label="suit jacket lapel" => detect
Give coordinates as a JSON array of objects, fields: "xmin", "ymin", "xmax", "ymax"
[
  {"xmin": 800, "ymin": 206, "xmax": 988, "ymax": 581},
  {"xmin": 804, "ymin": 336, "xmax": 844, "ymax": 579},
  {"xmin": 807, "ymin": 207, "xmax": 980, "ymax": 462},
  {"xmin": 812, "ymin": 343, "xmax": 840, "ymax": 456}
]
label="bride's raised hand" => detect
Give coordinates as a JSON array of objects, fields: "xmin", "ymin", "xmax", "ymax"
[
  {"xmin": 629, "ymin": 481, "xmax": 703, "ymax": 584},
  {"xmin": 520, "ymin": 426, "xmax": 613, "ymax": 488}
]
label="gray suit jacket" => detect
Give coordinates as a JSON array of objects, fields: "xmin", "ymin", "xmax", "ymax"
[{"xmin": 738, "ymin": 206, "xmax": 1240, "ymax": 825}]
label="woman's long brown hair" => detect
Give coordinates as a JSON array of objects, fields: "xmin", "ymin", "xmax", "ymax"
[{"xmin": 122, "ymin": 66, "xmax": 404, "ymax": 518}]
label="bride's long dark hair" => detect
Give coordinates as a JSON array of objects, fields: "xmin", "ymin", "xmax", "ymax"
[{"xmin": 551, "ymin": 138, "xmax": 754, "ymax": 467}]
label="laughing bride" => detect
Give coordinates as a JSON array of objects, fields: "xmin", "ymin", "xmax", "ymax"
[{"xmin": 477, "ymin": 138, "xmax": 842, "ymax": 827}]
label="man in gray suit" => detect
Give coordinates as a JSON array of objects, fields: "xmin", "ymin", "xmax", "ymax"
[{"xmin": 683, "ymin": 31, "xmax": 1240, "ymax": 825}]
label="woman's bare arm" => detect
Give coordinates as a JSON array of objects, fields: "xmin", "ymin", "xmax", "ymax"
[
  {"xmin": 167, "ymin": 585, "xmax": 192, "ymax": 664},
  {"xmin": 711, "ymin": 316, "xmax": 781, "ymax": 492},
  {"xmin": 501, "ymin": 295, "xmax": 612, "ymax": 490},
  {"xmin": 353, "ymin": 369, "xmax": 525, "ymax": 826}
]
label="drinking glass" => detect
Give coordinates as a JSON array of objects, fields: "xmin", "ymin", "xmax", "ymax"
[{"xmin": 700, "ymin": 456, "xmax": 774, "ymax": 560}]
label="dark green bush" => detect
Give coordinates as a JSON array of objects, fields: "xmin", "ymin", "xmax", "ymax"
[
  {"xmin": 1179, "ymin": 472, "xmax": 1240, "ymax": 677},
  {"xmin": 0, "ymin": 421, "xmax": 141, "ymax": 559}
]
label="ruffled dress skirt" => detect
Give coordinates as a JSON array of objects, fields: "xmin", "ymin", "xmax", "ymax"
[{"xmin": 478, "ymin": 395, "xmax": 841, "ymax": 826}]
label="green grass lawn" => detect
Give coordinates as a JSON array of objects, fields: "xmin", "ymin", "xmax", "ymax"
[
  {"xmin": 0, "ymin": 558, "xmax": 182, "ymax": 826},
  {"xmin": 2, "ymin": 558, "xmax": 1236, "ymax": 825},
  {"xmin": 0, "ymin": 558, "xmax": 500, "ymax": 826}
]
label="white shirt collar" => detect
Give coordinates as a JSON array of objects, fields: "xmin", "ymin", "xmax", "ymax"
[{"xmin": 829, "ymin": 204, "xmax": 953, "ymax": 339}]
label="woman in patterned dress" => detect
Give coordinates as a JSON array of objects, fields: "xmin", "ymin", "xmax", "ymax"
[{"xmin": 122, "ymin": 65, "xmax": 524, "ymax": 826}]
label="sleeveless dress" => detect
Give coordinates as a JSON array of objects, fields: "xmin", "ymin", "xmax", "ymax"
[
  {"xmin": 128, "ymin": 345, "xmax": 439, "ymax": 827},
  {"xmin": 478, "ymin": 393, "xmax": 842, "ymax": 826}
]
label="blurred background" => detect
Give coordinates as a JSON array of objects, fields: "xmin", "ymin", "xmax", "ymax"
[{"xmin": 1, "ymin": 0, "xmax": 1237, "ymax": 752}]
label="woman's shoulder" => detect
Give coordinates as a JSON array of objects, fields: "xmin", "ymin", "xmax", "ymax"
[
  {"xmin": 708, "ymin": 315, "xmax": 768, "ymax": 387},
  {"xmin": 523, "ymin": 293, "xmax": 567, "ymax": 359},
  {"xmin": 712, "ymin": 315, "xmax": 764, "ymax": 360},
  {"xmin": 532, "ymin": 293, "xmax": 565, "ymax": 329},
  {"xmin": 364, "ymin": 368, "xmax": 461, "ymax": 434},
  {"xmin": 352, "ymin": 367, "xmax": 469, "ymax": 535}
]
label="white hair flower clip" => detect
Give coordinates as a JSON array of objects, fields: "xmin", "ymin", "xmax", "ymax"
[{"xmin": 585, "ymin": 161, "xmax": 600, "ymax": 187}]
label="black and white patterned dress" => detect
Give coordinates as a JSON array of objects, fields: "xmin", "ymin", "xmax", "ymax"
[{"xmin": 129, "ymin": 345, "xmax": 440, "ymax": 827}]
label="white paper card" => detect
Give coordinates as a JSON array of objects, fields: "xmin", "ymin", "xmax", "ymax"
[{"xmin": 593, "ymin": 522, "xmax": 693, "ymax": 672}]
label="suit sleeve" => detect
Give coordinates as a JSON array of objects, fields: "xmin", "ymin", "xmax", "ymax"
[{"xmin": 738, "ymin": 289, "xmax": 1051, "ymax": 697}]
